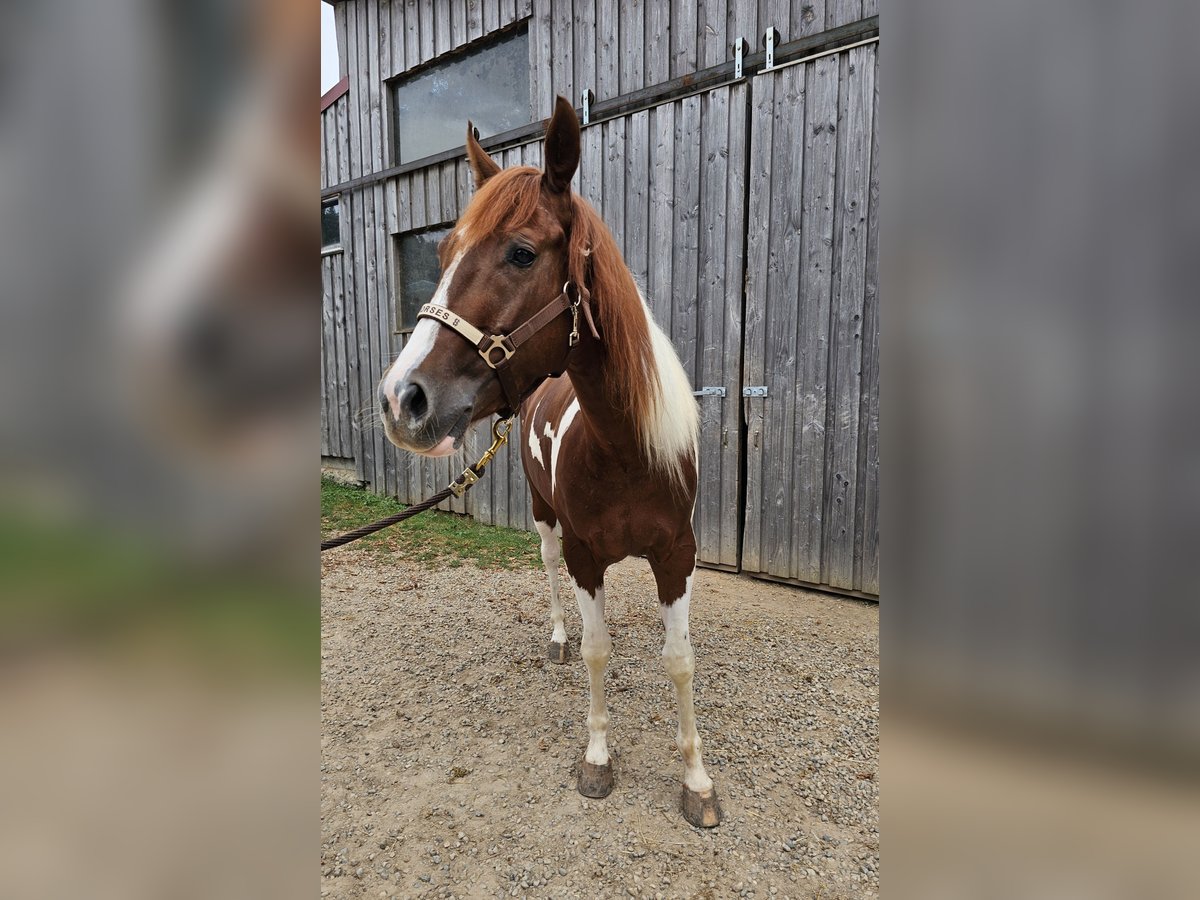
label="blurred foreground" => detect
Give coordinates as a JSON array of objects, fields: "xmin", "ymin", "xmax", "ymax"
[
  {"xmin": 0, "ymin": 1, "xmax": 316, "ymax": 897},
  {"xmin": 885, "ymin": 1, "xmax": 1200, "ymax": 897}
]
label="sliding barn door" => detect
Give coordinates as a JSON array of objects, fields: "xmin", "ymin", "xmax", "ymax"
[{"xmin": 741, "ymin": 44, "xmax": 880, "ymax": 595}]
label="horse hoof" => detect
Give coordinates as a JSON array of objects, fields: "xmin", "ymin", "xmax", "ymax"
[
  {"xmin": 681, "ymin": 785, "xmax": 722, "ymax": 828},
  {"xmin": 577, "ymin": 759, "xmax": 614, "ymax": 798},
  {"xmin": 547, "ymin": 641, "xmax": 570, "ymax": 664}
]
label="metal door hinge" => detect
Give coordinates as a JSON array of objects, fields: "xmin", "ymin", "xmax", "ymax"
[
  {"xmin": 742, "ymin": 386, "xmax": 768, "ymax": 397},
  {"xmin": 732, "ymin": 38, "xmax": 749, "ymax": 79},
  {"xmin": 693, "ymin": 386, "xmax": 726, "ymax": 397},
  {"xmin": 763, "ymin": 27, "xmax": 781, "ymax": 71},
  {"xmin": 580, "ymin": 89, "xmax": 594, "ymax": 125}
]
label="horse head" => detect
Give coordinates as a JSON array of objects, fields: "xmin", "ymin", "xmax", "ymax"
[{"xmin": 379, "ymin": 96, "xmax": 586, "ymax": 457}]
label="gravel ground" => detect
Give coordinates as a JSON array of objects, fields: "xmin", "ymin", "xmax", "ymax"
[{"xmin": 321, "ymin": 549, "xmax": 878, "ymax": 899}]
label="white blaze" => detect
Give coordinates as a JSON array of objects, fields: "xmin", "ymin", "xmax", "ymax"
[{"xmin": 380, "ymin": 251, "xmax": 464, "ymax": 417}]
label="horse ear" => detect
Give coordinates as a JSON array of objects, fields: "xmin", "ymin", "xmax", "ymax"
[
  {"xmin": 542, "ymin": 96, "xmax": 580, "ymax": 194},
  {"xmin": 465, "ymin": 121, "xmax": 500, "ymax": 188}
]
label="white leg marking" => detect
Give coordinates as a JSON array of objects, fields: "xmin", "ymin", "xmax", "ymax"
[
  {"xmin": 661, "ymin": 574, "xmax": 714, "ymax": 794},
  {"xmin": 548, "ymin": 399, "xmax": 580, "ymax": 495},
  {"xmin": 534, "ymin": 520, "xmax": 564, "ymax": 644},
  {"xmin": 380, "ymin": 251, "xmax": 465, "ymax": 415},
  {"xmin": 572, "ymin": 576, "xmax": 611, "ymax": 766}
]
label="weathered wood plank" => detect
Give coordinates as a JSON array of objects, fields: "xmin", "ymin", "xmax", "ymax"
[
  {"xmin": 718, "ymin": 80, "xmax": 748, "ymax": 566},
  {"xmin": 694, "ymin": 87, "xmax": 727, "ymax": 565},
  {"xmin": 619, "ymin": 0, "xmax": 645, "ymax": 96},
  {"xmin": 740, "ymin": 70, "xmax": 775, "ymax": 574},
  {"xmin": 698, "ymin": 0, "xmax": 727, "ymax": 69},
  {"xmin": 646, "ymin": 0, "xmax": 670, "ymax": 87},
  {"xmin": 602, "ymin": 117, "xmax": 626, "ymax": 256},
  {"xmin": 623, "ymin": 109, "xmax": 650, "ymax": 291},
  {"xmin": 854, "ymin": 47, "xmax": 880, "ymax": 594},
  {"xmin": 350, "ymin": 189, "xmax": 377, "ymax": 489},
  {"xmin": 822, "ymin": 45, "xmax": 873, "ymax": 589},
  {"xmin": 467, "ymin": 0, "xmax": 484, "ymax": 43},
  {"xmin": 791, "ymin": 0, "xmax": 826, "ymax": 39},
  {"xmin": 647, "ymin": 103, "xmax": 675, "ymax": 333},
  {"xmin": 419, "ymin": 0, "xmax": 435, "ymax": 63},
  {"xmin": 341, "ymin": 194, "xmax": 366, "ymax": 483},
  {"xmin": 529, "ymin": 0, "xmax": 553, "ymax": 119},
  {"xmin": 345, "ymin": 3, "xmax": 362, "ymax": 180},
  {"xmin": 827, "ymin": 0, "xmax": 862, "ymax": 30},
  {"xmin": 551, "ymin": 0, "xmax": 572, "ymax": 104},
  {"xmin": 321, "ymin": 257, "xmax": 332, "ymax": 456},
  {"xmin": 763, "ymin": 61, "xmax": 804, "ymax": 578},
  {"xmin": 792, "ymin": 52, "xmax": 838, "ymax": 584},
  {"xmin": 366, "ymin": 0, "xmax": 384, "ymax": 178},
  {"xmin": 671, "ymin": 93, "xmax": 701, "ymax": 388},
  {"xmin": 436, "ymin": 0, "xmax": 453, "ymax": 57},
  {"xmin": 405, "ymin": 0, "xmax": 421, "ymax": 72},
  {"xmin": 597, "ymin": 0, "xmax": 618, "ymax": 101},
  {"xmin": 671, "ymin": 0, "xmax": 698, "ymax": 79},
  {"xmin": 484, "ymin": 0, "xmax": 500, "ymax": 36},
  {"xmin": 333, "ymin": 254, "xmax": 353, "ymax": 460},
  {"xmin": 451, "ymin": 0, "xmax": 468, "ymax": 51},
  {"xmin": 574, "ymin": 1, "xmax": 597, "ymax": 109},
  {"xmin": 389, "ymin": 0, "xmax": 405, "ymax": 78}
]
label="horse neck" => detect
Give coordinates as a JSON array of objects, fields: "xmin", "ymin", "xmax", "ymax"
[{"xmin": 563, "ymin": 286, "xmax": 647, "ymax": 463}]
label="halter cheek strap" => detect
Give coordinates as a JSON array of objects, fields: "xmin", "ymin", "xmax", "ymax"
[{"xmin": 417, "ymin": 281, "xmax": 599, "ymax": 417}]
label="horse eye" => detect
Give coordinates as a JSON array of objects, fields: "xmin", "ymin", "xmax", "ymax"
[{"xmin": 508, "ymin": 246, "xmax": 536, "ymax": 268}]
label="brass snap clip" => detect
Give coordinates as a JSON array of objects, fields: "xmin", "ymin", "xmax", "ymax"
[{"xmin": 565, "ymin": 281, "xmax": 581, "ymax": 348}]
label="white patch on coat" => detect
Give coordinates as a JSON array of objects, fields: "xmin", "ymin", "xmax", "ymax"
[
  {"xmin": 535, "ymin": 519, "xmax": 565, "ymax": 644},
  {"xmin": 528, "ymin": 425, "xmax": 545, "ymax": 468},
  {"xmin": 548, "ymin": 399, "xmax": 580, "ymax": 495}
]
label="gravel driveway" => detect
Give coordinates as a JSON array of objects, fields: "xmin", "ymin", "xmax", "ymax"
[{"xmin": 321, "ymin": 549, "xmax": 879, "ymax": 899}]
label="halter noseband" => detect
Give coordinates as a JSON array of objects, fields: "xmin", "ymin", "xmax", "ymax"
[{"xmin": 416, "ymin": 280, "xmax": 599, "ymax": 417}]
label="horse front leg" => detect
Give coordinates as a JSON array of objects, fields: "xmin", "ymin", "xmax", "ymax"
[
  {"xmin": 563, "ymin": 535, "xmax": 613, "ymax": 798},
  {"xmin": 652, "ymin": 549, "xmax": 722, "ymax": 827}
]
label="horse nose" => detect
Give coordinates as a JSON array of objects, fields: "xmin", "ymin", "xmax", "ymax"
[
  {"xmin": 399, "ymin": 381, "xmax": 429, "ymax": 423},
  {"xmin": 380, "ymin": 376, "xmax": 431, "ymax": 428}
]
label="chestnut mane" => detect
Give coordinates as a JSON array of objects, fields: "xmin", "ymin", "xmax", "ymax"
[{"xmin": 452, "ymin": 166, "xmax": 698, "ymax": 488}]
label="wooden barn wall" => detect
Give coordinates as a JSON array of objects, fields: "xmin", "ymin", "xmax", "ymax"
[
  {"xmin": 332, "ymin": 0, "xmax": 876, "ymax": 177},
  {"xmin": 742, "ymin": 44, "xmax": 880, "ymax": 595}
]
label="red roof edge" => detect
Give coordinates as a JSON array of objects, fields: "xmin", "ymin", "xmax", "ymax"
[{"xmin": 321, "ymin": 76, "xmax": 349, "ymax": 113}]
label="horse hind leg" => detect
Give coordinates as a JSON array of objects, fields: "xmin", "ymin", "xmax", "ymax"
[
  {"xmin": 534, "ymin": 518, "xmax": 569, "ymax": 663},
  {"xmin": 653, "ymin": 552, "xmax": 722, "ymax": 827}
]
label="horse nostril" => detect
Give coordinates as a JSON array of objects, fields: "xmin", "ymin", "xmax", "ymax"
[{"xmin": 400, "ymin": 382, "xmax": 428, "ymax": 422}]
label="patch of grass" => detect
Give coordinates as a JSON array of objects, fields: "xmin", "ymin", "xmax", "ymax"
[{"xmin": 321, "ymin": 477, "xmax": 541, "ymax": 570}]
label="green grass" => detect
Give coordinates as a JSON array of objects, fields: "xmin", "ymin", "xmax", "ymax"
[{"xmin": 321, "ymin": 477, "xmax": 541, "ymax": 570}]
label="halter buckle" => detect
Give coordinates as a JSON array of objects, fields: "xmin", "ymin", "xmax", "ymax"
[{"xmin": 480, "ymin": 334, "xmax": 515, "ymax": 368}]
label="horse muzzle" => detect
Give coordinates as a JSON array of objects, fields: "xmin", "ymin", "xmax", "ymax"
[{"xmin": 378, "ymin": 371, "xmax": 475, "ymax": 457}]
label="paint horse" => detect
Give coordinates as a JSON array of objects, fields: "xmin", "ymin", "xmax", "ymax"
[{"xmin": 378, "ymin": 97, "xmax": 720, "ymax": 827}]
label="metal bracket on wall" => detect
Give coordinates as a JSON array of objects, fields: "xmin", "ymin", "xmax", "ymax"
[
  {"xmin": 693, "ymin": 386, "xmax": 727, "ymax": 397},
  {"xmin": 580, "ymin": 88, "xmax": 595, "ymax": 125},
  {"xmin": 742, "ymin": 386, "xmax": 768, "ymax": 397},
  {"xmin": 763, "ymin": 27, "xmax": 781, "ymax": 71},
  {"xmin": 732, "ymin": 38, "xmax": 749, "ymax": 79}
]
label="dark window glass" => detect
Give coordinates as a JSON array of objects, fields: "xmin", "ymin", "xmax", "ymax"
[
  {"xmin": 395, "ymin": 225, "xmax": 452, "ymax": 331},
  {"xmin": 321, "ymin": 198, "xmax": 341, "ymax": 250},
  {"xmin": 392, "ymin": 26, "xmax": 530, "ymax": 165}
]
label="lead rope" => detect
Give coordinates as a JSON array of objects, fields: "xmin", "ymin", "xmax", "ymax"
[{"xmin": 320, "ymin": 417, "xmax": 514, "ymax": 552}]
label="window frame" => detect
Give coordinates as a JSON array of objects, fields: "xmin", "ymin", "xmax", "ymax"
[
  {"xmin": 392, "ymin": 221, "xmax": 456, "ymax": 335},
  {"xmin": 321, "ymin": 195, "xmax": 342, "ymax": 255},
  {"xmin": 386, "ymin": 21, "xmax": 531, "ymax": 169}
]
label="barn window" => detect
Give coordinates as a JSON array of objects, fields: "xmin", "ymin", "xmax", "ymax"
[
  {"xmin": 394, "ymin": 224, "xmax": 453, "ymax": 332},
  {"xmin": 321, "ymin": 196, "xmax": 341, "ymax": 253},
  {"xmin": 390, "ymin": 25, "xmax": 530, "ymax": 165}
]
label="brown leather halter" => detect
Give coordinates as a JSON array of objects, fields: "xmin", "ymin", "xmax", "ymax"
[{"xmin": 416, "ymin": 281, "xmax": 600, "ymax": 417}]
